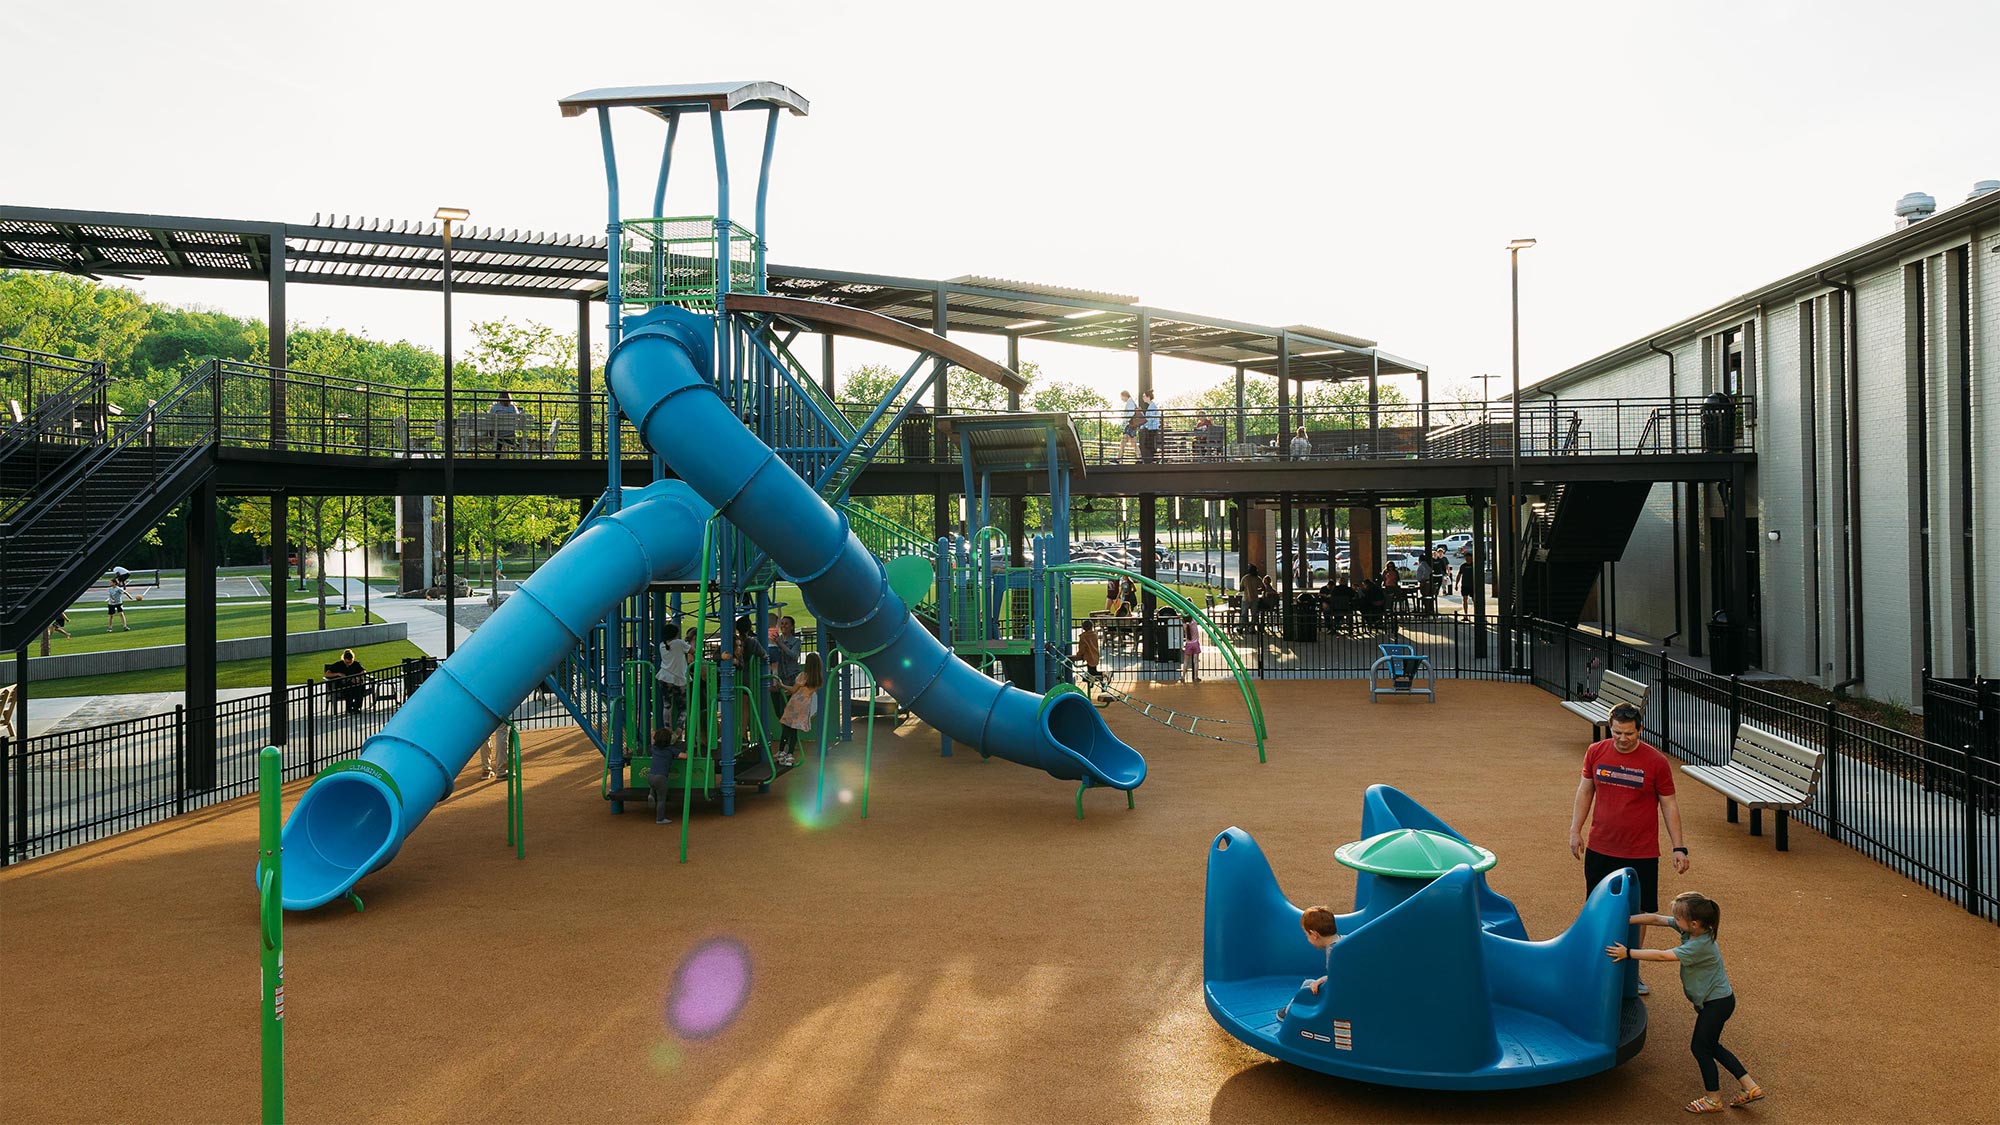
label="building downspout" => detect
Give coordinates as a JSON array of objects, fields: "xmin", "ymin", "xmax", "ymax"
[
  {"xmin": 1649, "ymin": 339, "xmax": 1685, "ymax": 648},
  {"xmin": 1820, "ymin": 271, "xmax": 1865, "ymax": 696}
]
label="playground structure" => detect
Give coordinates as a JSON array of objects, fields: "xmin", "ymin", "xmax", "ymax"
[
  {"xmin": 927, "ymin": 413, "xmax": 1268, "ymax": 773},
  {"xmin": 273, "ymin": 82, "xmax": 1150, "ymax": 910},
  {"xmin": 1204, "ymin": 784, "xmax": 1647, "ymax": 1090}
]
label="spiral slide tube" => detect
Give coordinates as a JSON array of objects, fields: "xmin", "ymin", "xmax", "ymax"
[
  {"xmin": 275, "ymin": 481, "xmax": 711, "ymax": 909},
  {"xmin": 609, "ymin": 309, "xmax": 1145, "ymax": 797}
]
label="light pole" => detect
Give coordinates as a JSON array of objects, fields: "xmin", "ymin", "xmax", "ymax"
[
  {"xmin": 1505, "ymin": 237, "xmax": 1536, "ymax": 673},
  {"xmin": 437, "ymin": 206, "xmax": 470, "ymax": 656}
]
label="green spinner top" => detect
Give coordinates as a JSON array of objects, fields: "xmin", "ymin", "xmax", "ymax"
[{"xmin": 1334, "ymin": 828, "xmax": 1497, "ymax": 880}]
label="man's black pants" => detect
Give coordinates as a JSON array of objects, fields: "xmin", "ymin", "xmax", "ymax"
[{"xmin": 1584, "ymin": 848, "xmax": 1659, "ymax": 912}]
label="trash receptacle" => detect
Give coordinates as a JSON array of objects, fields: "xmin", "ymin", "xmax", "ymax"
[
  {"xmin": 1701, "ymin": 392, "xmax": 1737, "ymax": 453},
  {"xmin": 998, "ymin": 652, "xmax": 1035, "ymax": 688},
  {"xmin": 1285, "ymin": 604, "xmax": 1318, "ymax": 642},
  {"xmin": 1144, "ymin": 619, "xmax": 1172, "ymax": 662},
  {"xmin": 902, "ymin": 407, "xmax": 932, "ymax": 461},
  {"xmin": 1705, "ymin": 611, "xmax": 1742, "ymax": 675}
]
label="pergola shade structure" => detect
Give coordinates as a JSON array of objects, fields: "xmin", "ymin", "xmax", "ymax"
[{"xmin": 0, "ymin": 206, "xmax": 1422, "ymax": 386}]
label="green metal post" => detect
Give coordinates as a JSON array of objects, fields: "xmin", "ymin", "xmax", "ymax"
[
  {"xmin": 504, "ymin": 723, "xmax": 524, "ymax": 859},
  {"xmin": 257, "ymin": 745, "xmax": 284, "ymax": 1124}
]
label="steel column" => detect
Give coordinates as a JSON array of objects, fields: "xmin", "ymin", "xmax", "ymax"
[
  {"xmin": 932, "ymin": 287, "xmax": 949, "ymax": 537},
  {"xmin": 1471, "ymin": 490, "xmax": 1489, "ymax": 659},
  {"xmin": 577, "ymin": 297, "xmax": 594, "ymax": 457},
  {"xmin": 186, "ymin": 481, "xmax": 218, "ymax": 790},
  {"xmin": 268, "ymin": 228, "xmax": 286, "ymax": 450},
  {"xmin": 269, "ymin": 493, "xmax": 289, "ymax": 746}
]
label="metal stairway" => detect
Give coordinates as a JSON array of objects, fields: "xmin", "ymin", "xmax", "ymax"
[
  {"xmin": 1516, "ymin": 481, "xmax": 1653, "ymax": 627},
  {"xmin": 0, "ymin": 360, "xmax": 219, "ymax": 652}
]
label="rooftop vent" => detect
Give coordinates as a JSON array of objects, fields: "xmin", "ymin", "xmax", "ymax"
[
  {"xmin": 1894, "ymin": 191, "xmax": 1937, "ymax": 230},
  {"xmin": 1969, "ymin": 180, "xmax": 2000, "ymax": 202}
]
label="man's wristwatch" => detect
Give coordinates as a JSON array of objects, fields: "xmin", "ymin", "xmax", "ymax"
[{"xmin": 1672, "ymin": 847, "xmax": 1689, "ymax": 855}]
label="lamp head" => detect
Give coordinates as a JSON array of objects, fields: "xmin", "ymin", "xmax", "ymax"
[
  {"xmin": 434, "ymin": 206, "xmax": 471, "ymax": 223},
  {"xmin": 1506, "ymin": 238, "xmax": 1538, "ymax": 251}
]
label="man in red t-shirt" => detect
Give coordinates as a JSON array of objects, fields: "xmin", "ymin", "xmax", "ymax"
[{"xmin": 1569, "ymin": 704, "xmax": 1689, "ymax": 916}]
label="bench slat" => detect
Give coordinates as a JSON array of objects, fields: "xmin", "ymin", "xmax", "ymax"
[
  {"xmin": 1597, "ymin": 672, "xmax": 1650, "ymax": 709},
  {"xmin": 1728, "ymin": 746, "xmax": 1816, "ymax": 796},
  {"xmin": 1562, "ymin": 700, "xmax": 1612, "ymax": 722},
  {"xmin": 1737, "ymin": 726, "xmax": 1823, "ymax": 771},
  {"xmin": 1683, "ymin": 764, "xmax": 1809, "ymax": 809}
]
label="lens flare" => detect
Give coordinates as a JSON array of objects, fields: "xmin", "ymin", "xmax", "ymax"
[
  {"xmin": 649, "ymin": 1040, "xmax": 684, "ymax": 1073},
  {"xmin": 667, "ymin": 938, "xmax": 752, "ymax": 1039}
]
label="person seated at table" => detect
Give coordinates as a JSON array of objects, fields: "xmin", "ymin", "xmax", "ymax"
[
  {"xmin": 324, "ymin": 649, "xmax": 369, "ymax": 712},
  {"xmin": 1357, "ymin": 578, "xmax": 1389, "ymax": 627},
  {"xmin": 478, "ymin": 390, "xmax": 520, "ymax": 446},
  {"xmin": 1192, "ymin": 414, "xmax": 1220, "ymax": 459}
]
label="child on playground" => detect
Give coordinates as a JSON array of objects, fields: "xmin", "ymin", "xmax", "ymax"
[
  {"xmin": 775, "ymin": 651, "xmax": 822, "ymax": 768},
  {"xmin": 1275, "ymin": 907, "xmax": 1341, "ymax": 1021},
  {"xmin": 1606, "ymin": 891, "xmax": 1763, "ymax": 1113},
  {"xmin": 656, "ymin": 621, "xmax": 692, "ymax": 756},
  {"xmin": 1181, "ymin": 624, "xmax": 1202, "ymax": 683},
  {"xmin": 1076, "ymin": 619, "xmax": 1103, "ymax": 692}
]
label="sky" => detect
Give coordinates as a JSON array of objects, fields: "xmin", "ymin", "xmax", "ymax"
[{"xmin": 3, "ymin": 0, "xmax": 1996, "ymax": 406}]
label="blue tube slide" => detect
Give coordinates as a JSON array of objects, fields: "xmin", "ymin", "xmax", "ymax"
[
  {"xmin": 275, "ymin": 480, "xmax": 711, "ymax": 909},
  {"xmin": 276, "ymin": 304, "xmax": 1141, "ymax": 910},
  {"xmin": 607, "ymin": 307, "xmax": 1144, "ymax": 795}
]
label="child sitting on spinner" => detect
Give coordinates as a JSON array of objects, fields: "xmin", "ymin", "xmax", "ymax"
[{"xmin": 1275, "ymin": 906, "xmax": 1340, "ymax": 1021}]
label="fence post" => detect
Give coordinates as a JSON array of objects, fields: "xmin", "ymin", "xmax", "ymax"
[
  {"xmin": 0, "ymin": 734, "xmax": 9, "ymax": 867},
  {"xmin": 1728, "ymin": 674, "xmax": 1742, "ymax": 742},
  {"xmin": 1965, "ymin": 743, "xmax": 1982, "ymax": 918},
  {"xmin": 10, "ymin": 729, "xmax": 25, "ymax": 863},
  {"xmin": 1562, "ymin": 628, "xmax": 1573, "ymax": 698},
  {"xmin": 1658, "ymin": 650, "xmax": 1673, "ymax": 756},
  {"xmin": 1822, "ymin": 701, "xmax": 1840, "ymax": 846},
  {"xmin": 174, "ymin": 704, "xmax": 187, "ymax": 816},
  {"xmin": 304, "ymin": 682, "xmax": 318, "ymax": 774}
]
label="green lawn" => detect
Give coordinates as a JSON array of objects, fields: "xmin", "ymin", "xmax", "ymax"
[
  {"xmin": 42, "ymin": 603, "xmax": 383, "ymax": 656},
  {"xmin": 29, "ymin": 640, "xmax": 429, "ymax": 698}
]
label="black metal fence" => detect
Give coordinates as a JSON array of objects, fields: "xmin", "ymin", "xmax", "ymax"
[
  {"xmin": 1524, "ymin": 619, "xmax": 1998, "ymax": 924},
  {"xmin": 1074, "ymin": 610, "xmax": 1507, "ymax": 684},
  {"xmin": 1, "ymin": 654, "xmax": 604, "ymax": 865}
]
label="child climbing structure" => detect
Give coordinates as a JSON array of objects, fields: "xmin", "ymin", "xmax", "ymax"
[{"xmin": 271, "ymin": 82, "xmax": 1146, "ymax": 910}]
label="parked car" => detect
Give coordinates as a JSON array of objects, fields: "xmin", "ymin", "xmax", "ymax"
[{"xmin": 1306, "ymin": 551, "xmax": 1332, "ymax": 579}]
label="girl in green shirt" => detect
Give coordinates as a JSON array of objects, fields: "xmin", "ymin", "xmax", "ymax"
[{"xmin": 1607, "ymin": 891, "xmax": 1764, "ymax": 1113}]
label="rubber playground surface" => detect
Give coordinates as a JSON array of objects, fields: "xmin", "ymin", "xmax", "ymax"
[{"xmin": 3, "ymin": 680, "xmax": 1997, "ymax": 1123}]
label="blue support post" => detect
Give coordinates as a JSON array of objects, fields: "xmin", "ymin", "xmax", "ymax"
[
  {"xmin": 936, "ymin": 536, "xmax": 954, "ymax": 757},
  {"xmin": 754, "ymin": 107, "xmax": 778, "ymax": 293},
  {"xmin": 595, "ymin": 106, "xmax": 628, "ymax": 811}
]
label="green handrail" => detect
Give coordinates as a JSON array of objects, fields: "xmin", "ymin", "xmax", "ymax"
[
  {"xmin": 817, "ymin": 652, "xmax": 878, "ymax": 819},
  {"xmin": 1045, "ymin": 563, "xmax": 1267, "ymax": 761},
  {"xmin": 968, "ymin": 525, "xmax": 1008, "ymax": 645},
  {"xmin": 680, "ymin": 514, "xmax": 724, "ymax": 863},
  {"xmin": 257, "ymin": 745, "xmax": 284, "ymax": 1125},
  {"xmin": 502, "ymin": 723, "xmax": 524, "ymax": 859}
]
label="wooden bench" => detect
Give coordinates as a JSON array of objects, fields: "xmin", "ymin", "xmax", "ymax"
[
  {"xmin": 1560, "ymin": 670, "xmax": 1651, "ymax": 741},
  {"xmin": 1680, "ymin": 724, "xmax": 1824, "ymax": 851},
  {"xmin": 0, "ymin": 681, "xmax": 16, "ymax": 739}
]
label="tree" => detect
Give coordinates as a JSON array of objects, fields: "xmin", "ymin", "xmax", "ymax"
[
  {"xmin": 451, "ymin": 495, "xmax": 578, "ymax": 604},
  {"xmin": 0, "ymin": 270, "xmax": 150, "ymax": 374},
  {"xmin": 231, "ymin": 495, "xmax": 368, "ymax": 630}
]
